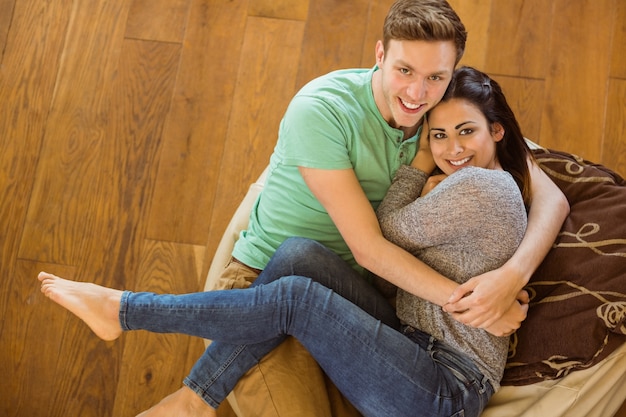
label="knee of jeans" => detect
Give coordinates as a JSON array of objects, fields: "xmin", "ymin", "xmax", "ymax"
[
  {"xmin": 281, "ymin": 237, "xmax": 322, "ymax": 253},
  {"xmin": 278, "ymin": 276, "xmax": 320, "ymax": 301},
  {"xmin": 275, "ymin": 237, "xmax": 326, "ymax": 263}
]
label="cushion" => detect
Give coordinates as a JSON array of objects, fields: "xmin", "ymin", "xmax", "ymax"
[{"xmin": 502, "ymin": 148, "xmax": 626, "ymax": 385}]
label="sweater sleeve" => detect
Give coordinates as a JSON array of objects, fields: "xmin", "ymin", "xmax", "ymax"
[
  {"xmin": 377, "ymin": 167, "xmax": 526, "ymax": 257},
  {"xmin": 376, "ymin": 165, "xmax": 429, "ymax": 220}
]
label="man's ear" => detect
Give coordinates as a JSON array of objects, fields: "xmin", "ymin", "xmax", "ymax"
[{"xmin": 375, "ymin": 40, "xmax": 385, "ymax": 66}]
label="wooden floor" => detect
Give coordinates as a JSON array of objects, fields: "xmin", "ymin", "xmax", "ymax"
[{"xmin": 1, "ymin": 0, "xmax": 624, "ymax": 416}]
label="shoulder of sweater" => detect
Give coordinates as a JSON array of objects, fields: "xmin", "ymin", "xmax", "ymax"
[{"xmin": 446, "ymin": 167, "xmax": 516, "ymax": 191}]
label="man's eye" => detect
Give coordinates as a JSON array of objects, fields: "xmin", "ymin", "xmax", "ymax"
[
  {"xmin": 400, "ymin": 68, "xmax": 410, "ymax": 75},
  {"xmin": 429, "ymin": 75, "xmax": 442, "ymax": 81}
]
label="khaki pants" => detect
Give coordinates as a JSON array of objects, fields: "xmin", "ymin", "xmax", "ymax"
[{"xmin": 214, "ymin": 260, "xmax": 362, "ymax": 417}]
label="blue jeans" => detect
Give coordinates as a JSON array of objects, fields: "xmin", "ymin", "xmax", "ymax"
[
  {"xmin": 120, "ymin": 238, "xmax": 494, "ymax": 417},
  {"xmin": 186, "ymin": 237, "xmax": 400, "ymax": 409}
]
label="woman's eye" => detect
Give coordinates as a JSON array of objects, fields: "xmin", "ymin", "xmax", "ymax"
[
  {"xmin": 459, "ymin": 128, "xmax": 473, "ymax": 135},
  {"xmin": 431, "ymin": 132, "xmax": 446, "ymax": 140}
]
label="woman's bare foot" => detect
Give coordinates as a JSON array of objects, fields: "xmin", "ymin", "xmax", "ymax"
[
  {"xmin": 136, "ymin": 386, "xmax": 218, "ymax": 417},
  {"xmin": 38, "ymin": 272, "xmax": 124, "ymax": 341}
]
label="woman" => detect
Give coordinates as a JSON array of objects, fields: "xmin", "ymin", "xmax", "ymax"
[{"xmin": 38, "ymin": 67, "xmax": 533, "ymax": 417}]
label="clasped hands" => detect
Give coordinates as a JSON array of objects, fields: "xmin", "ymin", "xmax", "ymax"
[{"xmin": 443, "ymin": 266, "xmax": 530, "ymax": 337}]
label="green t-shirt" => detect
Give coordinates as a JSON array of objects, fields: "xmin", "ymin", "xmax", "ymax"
[{"xmin": 232, "ymin": 67, "xmax": 420, "ymax": 274}]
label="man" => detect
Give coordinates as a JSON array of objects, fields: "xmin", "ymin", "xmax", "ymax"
[{"xmin": 138, "ymin": 1, "xmax": 569, "ymax": 416}]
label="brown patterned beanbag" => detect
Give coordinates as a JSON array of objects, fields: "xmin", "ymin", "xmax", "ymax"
[{"xmin": 502, "ymin": 148, "xmax": 626, "ymax": 385}]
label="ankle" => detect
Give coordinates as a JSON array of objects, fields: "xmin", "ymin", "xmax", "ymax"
[{"xmin": 181, "ymin": 386, "xmax": 215, "ymax": 416}]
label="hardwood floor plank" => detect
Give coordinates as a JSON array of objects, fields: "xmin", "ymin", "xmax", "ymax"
[
  {"xmin": 357, "ymin": 0, "xmax": 389, "ymax": 68},
  {"xmin": 0, "ymin": 261, "xmax": 77, "ymax": 417},
  {"xmin": 78, "ymin": 38, "xmax": 181, "ymax": 286},
  {"xmin": 483, "ymin": 0, "xmax": 552, "ymax": 78},
  {"xmin": 125, "ymin": 0, "xmax": 192, "ymax": 43},
  {"xmin": 449, "ymin": 0, "xmax": 492, "ymax": 69},
  {"xmin": 538, "ymin": 0, "xmax": 613, "ymax": 159},
  {"xmin": 0, "ymin": 7, "xmax": 75, "ymax": 410},
  {"xmin": 249, "ymin": 0, "xmax": 309, "ymax": 21},
  {"xmin": 146, "ymin": 0, "xmax": 248, "ymax": 246},
  {"xmin": 603, "ymin": 78, "xmax": 626, "ymax": 177},
  {"xmin": 610, "ymin": 0, "xmax": 626, "ymax": 79},
  {"xmin": 203, "ymin": 15, "xmax": 305, "ymax": 265},
  {"xmin": 112, "ymin": 240, "xmax": 206, "ymax": 416},
  {"xmin": 0, "ymin": 0, "xmax": 73, "ymax": 272},
  {"xmin": 13, "ymin": 38, "xmax": 180, "ymax": 417},
  {"xmin": 0, "ymin": 2, "xmax": 74, "ymax": 415},
  {"xmin": 49, "ymin": 332, "xmax": 123, "ymax": 417},
  {"xmin": 491, "ymin": 75, "xmax": 545, "ymax": 143},
  {"xmin": 296, "ymin": 0, "xmax": 370, "ymax": 89},
  {"xmin": 0, "ymin": 0, "xmax": 15, "ymax": 60},
  {"xmin": 17, "ymin": 0, "xmax": 131, "ymax": 264},
  {"xmin": 3, "ymin": 262, "xmax": 122, "ymax": 417}
]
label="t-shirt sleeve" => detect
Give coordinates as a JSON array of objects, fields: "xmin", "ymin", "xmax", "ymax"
[{"xmin": 277, "ymin": 94, "xmax": 354, "ymax": 170}]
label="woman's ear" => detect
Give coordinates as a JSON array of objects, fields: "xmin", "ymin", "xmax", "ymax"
[{"xmin": 492, "ymin": 123, "xmax": 505, "ymax": 142}]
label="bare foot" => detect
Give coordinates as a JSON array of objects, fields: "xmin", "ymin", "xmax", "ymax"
[
  {"xmin": 136, "ymin": 386, "xmax": 218, "ymax": 417},
  {"xmin": 38, "ymin": 272, "xmax": 123, "ymax": 341}
]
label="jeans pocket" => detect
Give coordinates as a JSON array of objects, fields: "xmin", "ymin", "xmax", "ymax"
[{"xmin": 431, "ymin": 351, "xmax": 472, "ymax": 386}]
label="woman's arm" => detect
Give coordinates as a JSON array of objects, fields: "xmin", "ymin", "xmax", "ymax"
[{"xmin": 443, "ymin": 160, "xmax": 570, "ymax": 329}]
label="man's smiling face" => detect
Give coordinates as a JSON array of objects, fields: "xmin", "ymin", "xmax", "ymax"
[{"xmin": 373, "ymin": 39, "xmax": 456, "ymax": 135}]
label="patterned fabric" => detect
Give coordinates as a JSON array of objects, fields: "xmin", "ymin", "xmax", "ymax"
[{"xmin": 502, "ymin": 149, "xmax": 626, "ymax": 385}]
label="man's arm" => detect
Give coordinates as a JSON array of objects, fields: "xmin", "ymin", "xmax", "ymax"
[
  {"xmin": 443, "ymin": 160, "xmax": 570, "ymax": 329},
  {"xmin": 299, "ymin": 166, "xmax": 459, "ymax": 308}
]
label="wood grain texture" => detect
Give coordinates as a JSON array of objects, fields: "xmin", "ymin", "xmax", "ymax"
[
  {"xmin": 604, "ymin": 79, "xmax": 626, "ymax": 177},
  {"xmin": 449, "ymin": 0, "xmax": 492, "ymax": 69},
  {"xmin": 358, "ymin": 0, "xmax": 394, "ymax": 67},
  {"xmin": 249, "ymin": 0, "xmax": 309, "ymax": 21},
  {"xmin": 1, "ymin": 1, "xmax": 624, "ymax": 416},
  {"xmin": 295, "ymin": 0, "xmax": 371, "ymax": 89},
  {"xmin": 112, "ymin": 240, "xmax": 206, "ymax": 416},
  {"xmin": 18, "ymin": 0, "xmax": 131, "ymax": 264},
  {"xmin": 491, "ymin": 75, "xmax": 545, "ymax": 143},
  {"xmin": 0, "ymin": 0, "xmax": 15, "ymax": 58},
  {"xmin": 203, "ymin": 15, "xmax": 306, "ymax": 264},
  {"xmin": 537, "ymin": 0, "xmax": 614, "ymax": 159},
  {"xmin": 146, "ymin": 0, "xmax": 248, "ymax": 245},
  {"xmin": 483, "ymin": 0, "xmax": 552, "ymax": 79},
  {"xmin": 610, "ymin": 0, "xmax": 626, "ymax": 79},
  {"xmin": 126, "ymin": 0, "xmax": 192, "ymax": 42}
]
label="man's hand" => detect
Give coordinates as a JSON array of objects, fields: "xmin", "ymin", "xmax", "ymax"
[
  {"xmin": 484, "ymin": 293, "xmax": 530, "ymax": 337},
  {"xmin": 411, "ymin": 119, "xmax": 436, "ymax": 174},
  {"xmin": 443, "ymin": 263, "xmax": 527, "ymax": 331}
]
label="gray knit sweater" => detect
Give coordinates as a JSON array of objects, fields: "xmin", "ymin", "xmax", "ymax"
[{"xmin": 376, "ymin": 165, "xmax": 527, "ymax": 390}]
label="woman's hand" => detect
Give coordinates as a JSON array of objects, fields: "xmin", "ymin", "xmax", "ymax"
[{"xmin": 420, "ymin": 174, "xmax": 447, "ymax": 197}]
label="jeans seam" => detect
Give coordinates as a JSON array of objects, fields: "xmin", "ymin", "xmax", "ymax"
[
  {"xmin": 185, "ymin": 344, "xmax": 248, "ymax": 406},
  {"xmin": 118, "ymin": 291, "xmax": 131, "ymax": 331}
]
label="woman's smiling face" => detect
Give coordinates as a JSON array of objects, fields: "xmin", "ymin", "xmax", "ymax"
[{"xmin": 427, "ymin": 98, "xmax": 504, "ymax": 176}]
